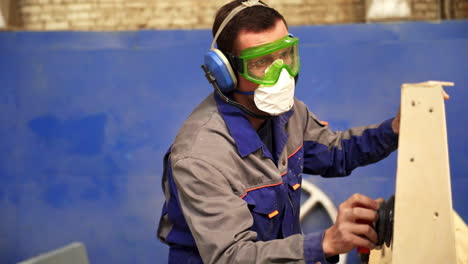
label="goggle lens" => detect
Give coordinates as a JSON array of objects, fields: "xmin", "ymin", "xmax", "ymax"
[{"xmin": 239, "ymin": 35, "xmax": 300, "ymax": 85}]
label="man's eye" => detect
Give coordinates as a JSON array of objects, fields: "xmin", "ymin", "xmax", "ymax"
[
  {"xmin": 251, "ymin": 58, "xmax": 270, "ymax": 68},
  {"xmin": 255, "ymin": 59, "xmax": 267, "ymax": 66},
  {"xmin": 280, "ymin": 48, "xmax": 292, "ymax": 58}
]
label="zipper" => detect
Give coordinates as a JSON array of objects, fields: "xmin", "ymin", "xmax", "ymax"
[{"xmin": 287, "ymin": 191, "xmax": 295, "ymax": 216}]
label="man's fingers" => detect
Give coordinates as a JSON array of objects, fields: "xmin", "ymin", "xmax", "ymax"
[
  {"xmin": 350, "ymin": 224, "xmax": 378, "ymax": 244},
  {"xmin": 375, "ymin": 198, "xmax": 385, "ymax": 206},
  {"xmin": 345, "ymin": 193, "xmax": 379, "ymax": 211},
  {"xmin": 442, "ymin": 89, "xmax": 450, "ymax": 100},
  {"xmin": 353, "ymin": 207, "xmax": 378, "ymax": 222},
  {"xmin": 349, "ymin": 233, "xmax": 376, "ymax": 250}
]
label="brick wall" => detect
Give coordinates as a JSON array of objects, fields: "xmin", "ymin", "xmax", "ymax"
[
  {"xmin": 18, "ymin": 0, "xmax": 226, "ymax": 30},
  {"xmin": 269, "ymin": 0, "xmax": 366, "ymax": 25},
  {"xmin": 454, "ymin": 0, "xmax": 468, "ymax": 18},
  {"xmin": 0, "ymin": 0, "xmax": 10, "ymax": 27},
  {"xmin": 13, "ymin": 0, "xmax": 468, "ymax": 31},
  {"xmin": 411, "ymin": 0, "xmax": 440, "ymax": 20}
]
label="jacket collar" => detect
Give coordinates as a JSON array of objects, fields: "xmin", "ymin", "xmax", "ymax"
[{"xmin": 214, "ymin": 93, "xmax": 294, "ymax": 160}]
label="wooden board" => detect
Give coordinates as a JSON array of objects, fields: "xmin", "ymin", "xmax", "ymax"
[
  {"xmin": 370, "ymin": 209, "xmax": 467, "ymax": 264},
  {"xmin": 454, "ymin": 210, "xmax": 468, "ymax": 264},
  {"xmin": 392, "ymin": 81, "xmax": 457, "ymax": 263}
]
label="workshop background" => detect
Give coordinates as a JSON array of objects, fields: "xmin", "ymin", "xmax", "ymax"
[{"xmin": 1, "ymin": 0, "xmax": 467, "ymax": 263}]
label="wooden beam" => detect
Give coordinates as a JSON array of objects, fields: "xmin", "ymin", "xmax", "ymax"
[
  {"xmin": 454, "ymin": 210, "xmax": 468, "ymax": 264},
  {"xmin": 370, "ymin": 209, "xmax": 467, "ymax": 263},
  {"xmin": 393, "ymin": 81, "xmax": 456, "ymax": 263},
  {"xmin": 0, "ymin": 0, "xmax": 20, "ymax": 29},
  {"xmin": 0, "ymin": 0, "xmax": 8, "ymax": 28},
  {"xmin": 369, "ymin": 81, "xmax": 459, "ymax": 263}
]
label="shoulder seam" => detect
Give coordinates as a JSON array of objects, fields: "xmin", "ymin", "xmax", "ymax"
[
  {"xmin": 172, "ymin": 155, "xmax": 232, "ymax": 191},
  {"xmin": 177, "ymin": 107, "xmax": 222, "ymax": 157}
]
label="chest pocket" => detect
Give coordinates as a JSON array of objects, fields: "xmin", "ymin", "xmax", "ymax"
[
  {"xmin": 242, "ymin": 185, "xmax": 284, "ymax": 241},
  {"xmin": 284, "ymin": 173, "xmax": 302, "ymax": 236},
  {"xmin": 287, "ymin": 145, "xmax": 304, "ymax": 176},
  {"xmin": 284, "ymin": 146, "xmax": 304, "ymax": 235}
]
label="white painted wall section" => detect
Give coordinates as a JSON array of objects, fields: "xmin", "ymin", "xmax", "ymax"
[{"xmin": 367, "ymin": 0, "xmax": 411, "ymax": 20}]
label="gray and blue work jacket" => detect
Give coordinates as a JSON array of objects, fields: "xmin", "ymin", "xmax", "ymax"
[{"xmin": 157, "ymin": 93, "xmax": 398, "ymax": 264}]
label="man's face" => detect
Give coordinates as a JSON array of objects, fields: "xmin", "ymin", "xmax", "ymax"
[{"xmin": 235, "ymin": 19, "xmax": 289, "ymax": 94}]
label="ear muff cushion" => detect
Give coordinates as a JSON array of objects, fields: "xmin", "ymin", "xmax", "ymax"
[{"xmin": 204, "ymin": 49, "xmax": 237, "ymax": 93}]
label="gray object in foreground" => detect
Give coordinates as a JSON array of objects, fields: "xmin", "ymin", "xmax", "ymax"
[{"xmin": 17, "ymin": 242, "xmax": 89, "ymax": 264}]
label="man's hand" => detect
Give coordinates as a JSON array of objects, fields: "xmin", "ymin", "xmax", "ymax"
[
  {"xmin": 391, "ymin": 87, "xmax": 450, "ymax": 134},
  {"xmin": 392, "ymin": 108, "xmax": 401, "ymax": 134},
  {"xmin": 322, "ymin": 194, "xmax": 381, "ymax": 257}
]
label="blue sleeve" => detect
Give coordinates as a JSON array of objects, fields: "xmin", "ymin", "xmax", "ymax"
[
  {"xmin": 303, "ymin": 231, "xmax": 339, "ymax": 264},
  {"xmin": 303, "ymin": 118, "xmax": 398, "ymax": 177}
]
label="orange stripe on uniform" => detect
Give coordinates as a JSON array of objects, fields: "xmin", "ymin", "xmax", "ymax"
[
  {"xmin": 288, "ymin": 145, "xmax": 303, "ymax": 159},
  {"xmin": 268, "ymin": 210, "xmax": 279, "ymax": 219},
  {"xmin": 292, "ymin": 183, "xmax": 301, "ymax": 190},
  {"xmin": 239, "ymin": 182, "xmax": 283, "ymax": 199},
  {"xmin": 321, "ymin": 120, "xmax": 329, "ymax": 126}
]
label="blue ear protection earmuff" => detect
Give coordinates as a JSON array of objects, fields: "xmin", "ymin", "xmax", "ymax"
[
  {"xmin": 204, "ymin": 49, "xmax": 237, "ymax": 93},
  {"xmin": 203, "ymin": 0, "xmax": 267, "ymax": 93}
]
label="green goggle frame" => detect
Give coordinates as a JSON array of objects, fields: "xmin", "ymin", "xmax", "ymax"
[{"xmin": 237, "ymin": 35, "xmax": 300, "ymax": 85}]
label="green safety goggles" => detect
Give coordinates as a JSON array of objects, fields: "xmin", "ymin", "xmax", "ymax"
[{"xmin": 234, "ymin": 35, "xmax": 300, "ymax": 85}]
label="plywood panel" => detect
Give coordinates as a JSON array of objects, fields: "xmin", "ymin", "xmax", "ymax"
[
  {"xmin": 392, "ymin": 81, "xmax": 456, "ymax": 263},
  {"xmin": 454, "ymin": 210, "xmax": 468, "ymax": 264},
  {"xmin": 370, "ymin": 209, "xmax": 467, "ymax": 264}
]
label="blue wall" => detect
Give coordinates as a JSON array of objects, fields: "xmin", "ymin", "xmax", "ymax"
[{"xmin": 1, "ymin": 20, "xmax": 467, "ymax": 264}]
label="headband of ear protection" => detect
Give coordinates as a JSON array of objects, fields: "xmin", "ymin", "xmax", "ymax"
[{"xmin": 203, "ymin": 0, "xmax": 267, "ymax": 93}]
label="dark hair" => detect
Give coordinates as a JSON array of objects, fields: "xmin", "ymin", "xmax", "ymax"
[{"xmin": 212, "ymin": 0, "xmax": 287, "ymax": 54}]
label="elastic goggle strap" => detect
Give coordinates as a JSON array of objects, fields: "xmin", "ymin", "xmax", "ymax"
[
  {"xmin": 233, "ymin": 90, "xmax": 255, "ymax": 95},
  {"xmin": 210, "ymin": 0, "xmax": 267, "ymax": 50}
]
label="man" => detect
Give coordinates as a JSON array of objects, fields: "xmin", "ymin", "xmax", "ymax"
[{"xmin": 158, "ymin": 1, "xmax": 401, "ymax": 263}]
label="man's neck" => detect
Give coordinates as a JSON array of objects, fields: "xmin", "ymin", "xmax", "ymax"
[
  {"xmin": 232, "ymin": 92, "xmax": 266, "ymax": 130},
  {"xmin": 248, "ymin": 116, "xmax": 266, "ymax": 131}
]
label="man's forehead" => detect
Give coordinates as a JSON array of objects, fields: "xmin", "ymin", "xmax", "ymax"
[{"xmin": 234, "ymin": 19, "xmax": 288, "ymax": 53}]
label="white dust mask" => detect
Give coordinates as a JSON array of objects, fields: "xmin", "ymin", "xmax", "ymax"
[{"xmin": 253, "ymin": 68, "xmax": 295, "ymax": 116}]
